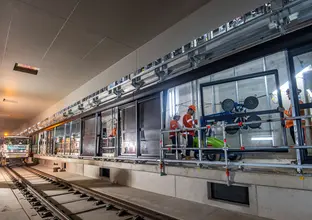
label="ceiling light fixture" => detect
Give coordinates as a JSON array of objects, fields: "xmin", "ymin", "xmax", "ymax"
[{"xmin": 13, "ymin": 63, "xmax": 39, "ymax": 75}]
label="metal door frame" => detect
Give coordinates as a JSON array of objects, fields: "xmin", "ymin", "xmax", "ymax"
[
  {"xmin": 137, "ymin": 93, "xmax": 161, "ymax": 158},
  {"xmin": 200, "ymin": 69, "xmax": 287, "ymax": 147},
  {"xmin": 288, "ymin": 43, "xmax": 312, "ymax": 163},
  {"xmin": 80, "ymin": 114, "xmax": 96, "ymax": 156}
]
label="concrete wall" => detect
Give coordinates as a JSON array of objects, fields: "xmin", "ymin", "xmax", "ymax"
[
  {"xmin": 257, "ymin": 186, "xmax": 312, "ymax": 220},
  {"xmin": 19, "ymin": 0, "xmax": 267, "ymax": 131},
  {"xmin": 36, "ymin": 156, "xmax": 312, "ymax": 220}
]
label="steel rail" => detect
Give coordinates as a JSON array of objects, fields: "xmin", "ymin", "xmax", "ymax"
[
  {"xmin": 3, "ymin": 166, "xmax": 72, "ymax": 220},
  {"xmin": 24, "ymin": 166, "xmax": 178, "ymax": 220}
]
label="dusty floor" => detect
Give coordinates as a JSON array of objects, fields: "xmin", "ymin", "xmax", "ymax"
[{"xmin": 0, "ymin": 168, "xmax": 30, "ymax": 220}]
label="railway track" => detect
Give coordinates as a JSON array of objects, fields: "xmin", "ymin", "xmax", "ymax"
[{"xmin": 4, "ymin": 166, "xmax": 178, "ymax": 220}]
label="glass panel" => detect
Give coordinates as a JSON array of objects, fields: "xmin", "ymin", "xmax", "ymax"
[
  {"xmin": 212, "ymin": 68, "xmax": 235, "ymax": 81},
  {"xmin": 177, "ymin": 82, "xmax": 193, "ymax": 116},
  {"xmin": 237, "ymin": 76, "xmax": 269, "ymax": 111},
  {"xmin": 71, "ymin": 120, "xmax": 81, "ymax": 155},
  {"xmin": 165, "ymin": 82, "xmax": 195, "ymax": 152},
  {"xmin": 199, "ymin": 51, "xmax": 293, "ymax": 162},
  {"xmin": 212, "ymin": 81, "xmax": 237, "ymax": 113},
  {"xmin": 4, "ymin": 137, "xmax": 29, "ymax": 145},
  {"xmin": 265, "ymin": 52, "xmax": 290, "ymax": 147},
  {"xmin": 55, "ymin": 125, "xmax": 65, "ymax": 155},
  {"xmin": 31, "ymin": 134, "xmax": 39, "ymax": 154},
  {"xmin": 293, "ymin": 51, "xmax": 312, "ymax": 155},
  {"xmin": 139, "ymin": 97, "xmax": 161, "ymax": 155},
  {"xmin": 64, "ymin": 123, "xmax": 71, "ymax": 155},
  {"xmin": 235, "ymin": 58, "xmax": 263, "ymax": 76},
  {"xmin": 120, "ymin": 105, "xmax": 136, "ymax": 155},
  {"xmin": 202, "ymin": 75, "xmax": 284, "ymax": 148},
  {"xmin": 38, "ymin": 131, "xmax": 46, "ymax": 155},
  {"xmin": 82, "ymin": 116, "xmax": 96, "ymax": 156},
  {"xmin": 101, "ymin": 109, "xmax": 117, "ymax": 156},
  {"xmin": 46, "ymin": 130, "xmax": 53, "ymax": 155}
]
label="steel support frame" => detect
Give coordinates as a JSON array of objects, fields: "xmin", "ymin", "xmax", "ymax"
[
  {"xmin": 287, "ymin": 43, "xmax": 312, "ymax": 164},
  {"xmin": 160, "ymin": 90, "xmax": 166, "ymax": 175},
  {"xmin": 95, "ymin": 112, "xmax": 101, "ymax": 156},
  {"xmin": 32, "ymin": 25, "xmax": 312, "ymax": 169},
  {"xmin": 79, "ymin": 118, "xmax": 83, "ymax": 156},
  {"xmin": 135, "ymin": 100, "xmax": 140, "ymax": 158},
  {"xmin": 69, "ymin": 121, "xmax": 72, "ymax": 155},
  {"xmin": 199, "ymin": 70, "xmax": 287, "ymax": 148},
  {"xmin": 63, "ymin": 124, "xmax": 66, "ymax": 155}
]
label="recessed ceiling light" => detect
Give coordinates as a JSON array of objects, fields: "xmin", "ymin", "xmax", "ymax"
[{"xmin": 13, "ymin": 63, "xmax": 39, "ymax": 75}]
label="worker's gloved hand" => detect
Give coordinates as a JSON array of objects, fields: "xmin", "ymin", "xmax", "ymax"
[{"xmin": 194, "ymin": 119, "xmax": 198, "ymax": 125}]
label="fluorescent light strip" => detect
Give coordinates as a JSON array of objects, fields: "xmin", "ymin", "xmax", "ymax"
[{"xmin": 251, "ymin": 137, "xmax": 273, "ymax": 141}]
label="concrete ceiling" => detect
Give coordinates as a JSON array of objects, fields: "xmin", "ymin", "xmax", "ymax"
[{"xmin": 0, "ymin": 0, "xmax": 210, "ymax": 135}]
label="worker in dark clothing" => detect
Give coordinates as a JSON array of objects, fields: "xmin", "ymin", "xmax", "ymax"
[
  {"xmin": 183, "ymin": 105, "xmax": 198, "ymax": 159},
  {"xmin": 169, "ymin": 114, "xmax": 181, "ymax": 154}
]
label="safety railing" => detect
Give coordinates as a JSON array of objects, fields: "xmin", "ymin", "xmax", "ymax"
[{"xmin": 159, "ymin": 115, "xmax": 312, "ymax": 185}]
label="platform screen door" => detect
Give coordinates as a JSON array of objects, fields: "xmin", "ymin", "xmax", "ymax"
[
  {"xmin": 138, "ymin": 96, "xmax": 161, "ymax": 156},
  {"xmin": 81, "ymin": 115, "xmax": 96, "ymax": 156}
]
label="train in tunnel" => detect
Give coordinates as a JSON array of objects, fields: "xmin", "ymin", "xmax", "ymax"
[{"xmin": 0, "ymin": 136, "xmax": 30, "ymax": 166}]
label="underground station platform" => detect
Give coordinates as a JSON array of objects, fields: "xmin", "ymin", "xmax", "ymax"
[{"xmin": 2, "ymin": 0, "xmax": 312, "ymax": 220}]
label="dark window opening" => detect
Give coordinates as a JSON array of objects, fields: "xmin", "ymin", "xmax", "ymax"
[
  {"xmin": 99, "ymin": 168, "xmax": 110, "ymax": 178},
  {"xmin": 208, "ymin": 182, "xmax": 249, "ymax": 205}
]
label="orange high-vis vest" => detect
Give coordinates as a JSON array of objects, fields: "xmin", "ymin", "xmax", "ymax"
[
  {"xmin": 284, "ymin": 101, "xmax": 305, "ymax": 128},
  {"xmin": 111, "ymin": 127, "xmax": 117, "ymax": 137},
  {"xmin": 169, "ymin": 120, "xmax": 180, "ymax": 137},
  {"xmin": 183, "ymin": 113, "xmax": 195, "ymax": 136}
]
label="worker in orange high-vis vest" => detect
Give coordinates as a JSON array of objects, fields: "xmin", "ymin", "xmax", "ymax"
[
  {"xmin": 279, "ymin": 88, "xmax": 305, "ymax": 144},
  {"xmin": 183, "ymin": 105, "xmax": 198, "ymax": 159},
  {"xmin": 169, "ymin": 114, "xmax": 181, "ymax": 154},
  {"xmin": 109, "ymin": 122, "xmax": 117, "ymax": 137}
]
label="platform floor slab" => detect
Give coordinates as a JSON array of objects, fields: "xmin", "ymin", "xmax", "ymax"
[
  {"xmin": 0, "ymin": 168, "xmax": 30, "ymax": 220},
  {"xmin": 33, "ymin": 165, "xmax": 270, "ymax": 220},
  {"xmin": 0, "ymin": 209, "xmax": 30, "ymax": 220}
]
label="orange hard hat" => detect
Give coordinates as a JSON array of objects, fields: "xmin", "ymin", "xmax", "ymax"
[{"xmin": 188, "ymin": 105, "xmax": 196, "ymax": 112}]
